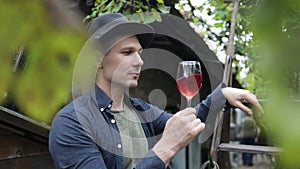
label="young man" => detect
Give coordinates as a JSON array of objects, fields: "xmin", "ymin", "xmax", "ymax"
[{"xmin": 49, "ymin": 13, "xmax": 263, "ymax": 169}]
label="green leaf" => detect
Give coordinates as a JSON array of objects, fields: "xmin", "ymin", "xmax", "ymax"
[
  {"xmin": 123, "ymin": 11, "xmax": 131, "ymax": 16},
  {"xmin": 157, "ymin": 3, "xmax": 170, "ymax": 13},
  {"xmin": 111, "ymin": 2, "xmax": 123, "ymax": 12},
  {"xmin": 214, "ymin": 22, "xmax": 223, "ymax": 28},
  {"xmin": 103, "ymin": 1, "xmax": 113, "ymax": 12},
  {"xmin": 127, "ymin": 13, "xmax": 143, "ymax": 23},
  {"xmin": 236, "ymin": 13, "xmax": 242, "ymax": 24},
  {"xmin": 143, "ymin": 12, "xmax": 161, "ymax": 23},
  {"xmin": 193, "ymin": 17, "xmax": 199, "ymax": 25},
  {"xmin": 99, "ymin": 0, "xmax": 108, "ymax": 6},
  {"xmin": 157, "ymin": 0, "xmax": 164, "ymax": 4}
]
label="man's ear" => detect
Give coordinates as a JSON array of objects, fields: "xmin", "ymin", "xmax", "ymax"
[{"xmin": 95, "ymin": 48, "xmax": 105, "ymax": 70}]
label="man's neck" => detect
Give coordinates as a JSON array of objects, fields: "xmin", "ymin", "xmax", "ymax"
[{"xmin": 96, "ymin": 81, "xmax": 125, "ymax": 111}]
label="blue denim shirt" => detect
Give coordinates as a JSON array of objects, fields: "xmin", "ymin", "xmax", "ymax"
[{"xmin": 49, "ymin": 84, "xmax": 225, "ymax": 169}]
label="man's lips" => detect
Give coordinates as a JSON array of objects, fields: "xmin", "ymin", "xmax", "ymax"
[{"xmin": 129, "ymin": 73, "xmax": 140, "ymax": 79}]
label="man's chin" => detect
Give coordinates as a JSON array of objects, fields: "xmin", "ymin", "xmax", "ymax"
[{"xmin": 129, "ymin": 82, "xmax": 138, "ymax": 88}]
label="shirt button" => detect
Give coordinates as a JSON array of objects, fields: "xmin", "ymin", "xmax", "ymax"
[
  {"xmin": 117, "ymin": 144, "xmax": 122, "ymax": 149},
  {"xmin": 111, "ymin": 119, "xmax": 116, "ymax": 124},
  {"xmin": 100, "ymin": 108, "xmax": 104, "ymax": 112}
]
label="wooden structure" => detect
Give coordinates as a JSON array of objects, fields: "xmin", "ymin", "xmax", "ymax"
[
  {"xmin": 0, "ymin": 106, "xmax": 55, "ymax": 169},
  {"xmin": 205, "ymin": 1, "xmax": 282, "ymax": 169}
]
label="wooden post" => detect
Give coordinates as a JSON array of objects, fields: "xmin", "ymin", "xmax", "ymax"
[{"xmin": 209, "ymin": 0, "xmax": 240, "ymax": 168}]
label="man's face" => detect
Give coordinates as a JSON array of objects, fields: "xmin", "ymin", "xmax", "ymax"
[{"xmin": 101, "ymin": 36, "xmax": 144, "ymax": 88}]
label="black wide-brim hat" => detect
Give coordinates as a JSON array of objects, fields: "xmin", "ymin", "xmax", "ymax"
[{"xmin": 88, "ymin": 13, "xmax": 154, "ymax": 54}]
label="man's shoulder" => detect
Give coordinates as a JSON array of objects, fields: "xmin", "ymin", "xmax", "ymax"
[
  {"xmin": 50, "ymin": 97, "xmax": 94, "ymax": 137},
  {"xmin": 58, "ymin": 100, "xmax": 75, "ymax": 114},
  {"xmin": 130, "ymin": 97, "xmax": 151, "ymax": 111},
  {"xmin": 55, "ymin": 94, "xmax": 93, "ymax": 119},
  {"xmin": 51, "ymin": 101, "xmax": 78, "ymax": 126}
]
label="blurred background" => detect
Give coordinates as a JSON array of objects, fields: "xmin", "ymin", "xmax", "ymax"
[{"xmin": 1, "ymin": 0, "xmax": 300, "ymax": 168}]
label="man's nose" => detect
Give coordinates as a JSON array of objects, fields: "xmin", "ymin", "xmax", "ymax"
[{"xmin": 133, "ymin": 52, "xmax": 144, "ymax": 67}]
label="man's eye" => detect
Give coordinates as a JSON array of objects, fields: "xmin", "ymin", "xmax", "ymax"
[{"xmin": 121, "ymin": 51, "xmax": 132, "ymax": 55}]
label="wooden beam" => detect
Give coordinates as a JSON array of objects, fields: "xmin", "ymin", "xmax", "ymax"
[
  {"xmin": 0, "ymin": 106, "xmax": 50, "ymax": 143},
  {"xmin": 218, "ymin": 143, "xmax": 282, "ymax": 155}
]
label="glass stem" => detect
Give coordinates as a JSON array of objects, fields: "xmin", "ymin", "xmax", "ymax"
[{"xmin": 187, "ymin": 97, "xmax": 192, "ymax": 107}]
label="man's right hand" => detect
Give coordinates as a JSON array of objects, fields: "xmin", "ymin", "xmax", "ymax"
[{"xmin": 152, "ymin": 107, "xmax": 205, "ymax": 165}]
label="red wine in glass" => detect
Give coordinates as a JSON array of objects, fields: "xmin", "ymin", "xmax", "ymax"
[
  {"xmin": 176, "ymin": 73, "xmax": 202, "ymax": 98},
  {"xmin": 176, "ymin": 61, "xmax": 202, "ymax": 107}
]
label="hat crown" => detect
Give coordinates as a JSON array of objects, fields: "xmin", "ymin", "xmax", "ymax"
[
  {"xmin": 87, "ymin": 13, "xmax": 154, "ymax": 49},
  {"xmin": 88, "ymin": 13, "xmax": 128, "ymax": 35}
]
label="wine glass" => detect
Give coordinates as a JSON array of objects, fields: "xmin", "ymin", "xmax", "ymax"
[{"xmin": 176, "ymin": 61, "xmax": 202, "ymax": 107}]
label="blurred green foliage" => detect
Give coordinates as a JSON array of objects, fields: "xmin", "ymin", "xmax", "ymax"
[
  {"xmin": 252, "ymin": 0, "xmax": 300, "ymax": 168},
  {"xmin": 85, "ymin": 0, "xmax": 170, "ymax": 23},
  {"xmin": 0, "ymin": 0, "xmax": 86, "ymax": 124}
]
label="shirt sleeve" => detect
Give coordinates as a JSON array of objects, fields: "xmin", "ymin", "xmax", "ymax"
[
  {"xmin": 195, "ymin": 83, "xmax": 227, "ymax": 122},
  {"xmin": 49, "ymin": 110, "xmax": 107, "ymax": 169},
  {"xmin": 134, "ymin": 150, "xmax": 167, "ymax": 169}
]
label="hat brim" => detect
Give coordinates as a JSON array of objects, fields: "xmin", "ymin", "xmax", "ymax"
[{"xmin": 90, "ymin": 21, "xmax": 154, "ymax": 54}]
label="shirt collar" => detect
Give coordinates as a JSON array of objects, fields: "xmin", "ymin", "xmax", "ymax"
[
  {"xmin": 94, "ymin": 85, "xmax": 149, "ymax": 113},
  {"xmin": 95, "ymin": 85, "xmax": 113, "ymax": 112}
]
